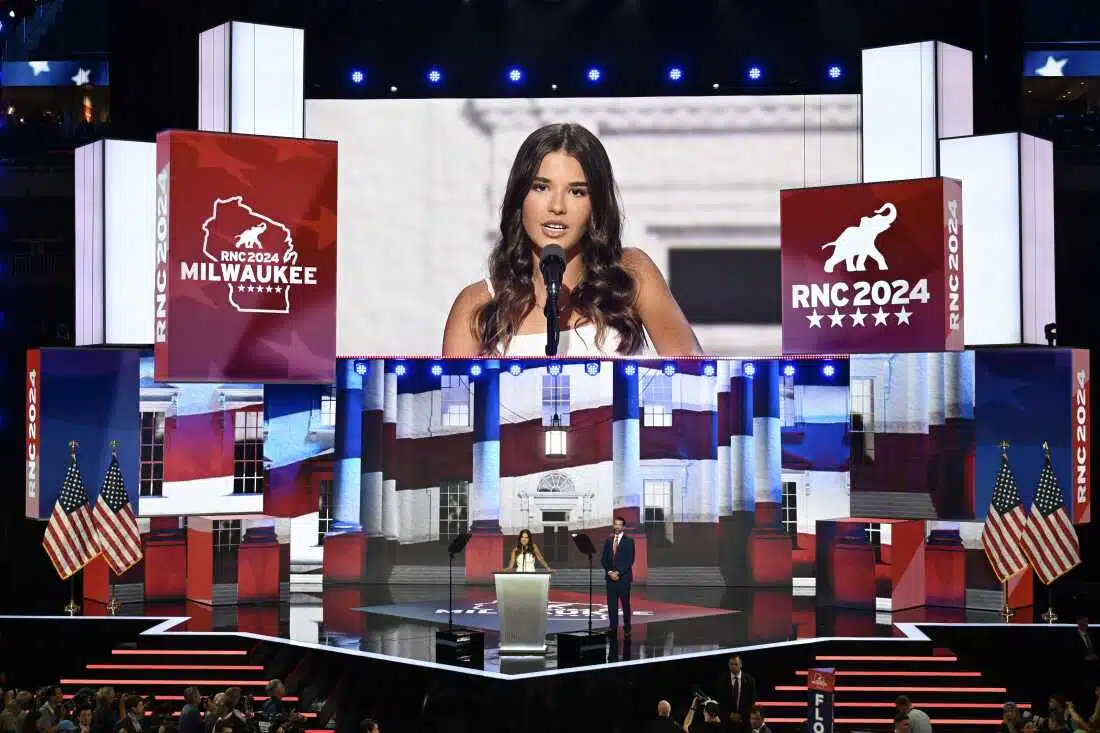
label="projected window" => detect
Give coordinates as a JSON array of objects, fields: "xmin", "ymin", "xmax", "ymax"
[
  {"xmin": 319, "ymin": 388, "xmax": 336, "ymax": 428},
  {"xmin": 542, "ymin": 374, "xmax": 571, "ymax": 427},
  {"xmin": 541, "ymin": 510, "xmax": 570, "ymax": 563},
  {"xmin": 439, "ymin": 480, "xmax": 469, "ymax": 542},
  {"xmin": 139, "ymin": 411, "xmax": 165, "ymax": 497},
  {"xmin": 865, "ymin": 522, "xmax": 883, "ymax": 562},
  {"xmin": 643, "ymin": 373, "xmax": 673, "ymax": 427},
  {"xmin": 317, "ymin": 479, "xmax": 334, "ymax": 546},
  {"xmin": 441, "ymin": 375, "xmax": 471, "ymax": 427},
  {"xmin": 781, "ymin": 479, "xmax": 798, "ymax": 543},
  {"xmin": 213, "ymin": 519, "xmax": 242, "ymax": 550},
  {"xmin": 233, "ymin": 409, "xmax": 265, "ymax": 495},
  {"xmin": 643, "ymin": 479, "xmax": 672, "ymax": 547},
  {"xmin": 850, "ymin": 378, "xmax": 875, "ymax": 465},
  {"xmin": 780, "ymin": 372, "xmax": 802, "ymax": 427}
]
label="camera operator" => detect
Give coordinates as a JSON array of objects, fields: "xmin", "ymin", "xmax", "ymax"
[
  {"xmin": 649, "ymin": 701, "xmax": 681, "ymax": 733},
  {"xmin": 682, "ymin": 696, "xmax": 726, "ymax": 731}
]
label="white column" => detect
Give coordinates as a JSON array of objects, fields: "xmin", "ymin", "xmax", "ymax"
[
  {"xmin": 927, "ymin": 353, "xmax": 946, "ymax": 428},
  {"xmin": 382, "ymin": 370, "xmax": 399, "ymax": 540},
  {"xmin": 716, "ymin": 360, "xmax": 732, "ymax": 516},
  {"xmin": 906, "ymin": 354, "xmax": 931, "ymax": 435}
]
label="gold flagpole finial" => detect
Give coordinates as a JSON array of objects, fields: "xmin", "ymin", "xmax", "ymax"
[
  {"xmin": 69, "ymin": 440, "xmax": 79, "ymax": 456},
  {"xmin": 110, "ymin": 440, "xmax": 120, "ymax": 455},
  {"xmin": 999, "ymin": 440, "xmax": 1010, "ymax": 454},
  {"xmin": 1042, "ymin": 440, "xmax": 1051, "ymax": 456}
]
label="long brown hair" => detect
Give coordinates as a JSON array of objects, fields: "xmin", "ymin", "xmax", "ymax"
[{"xmin": 474, "ymin": 123, "xmax": 646, "ymax": 355}]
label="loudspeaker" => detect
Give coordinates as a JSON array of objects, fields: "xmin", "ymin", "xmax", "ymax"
[
  {"xmin": 556, "ymin": 630, "xmax": 606, "ymax": 667},
  {"xmin": 435, "ymin": 628, "xmax": 485, "ymax": 668}
]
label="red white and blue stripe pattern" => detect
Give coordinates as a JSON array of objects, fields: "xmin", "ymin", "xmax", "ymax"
[
  {"xmin": 980, "ymin": 454, "xmax": 1029, "ymax": 583},
  {"xmin": 43, "ymin": 457, "xmax": 100, "ymax": 580},
  {"xmin": 92, "ymin": 454, "xmax": 143, "ymax": 575},
  {"xmin": 1022, "ymin": 454, "xmax": 1081, "ymax": 584}
]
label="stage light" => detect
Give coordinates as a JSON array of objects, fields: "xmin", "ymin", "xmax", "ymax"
[
  {"xmin": 389, "ymin": 85, "xmax": 398, "ymax": 93},
  {"xmin": 828, "ymin": 65, "xmax": 843, "ymax": 80},
  {"xmin": 8, "ymin": 10, "xmax": 13, "ymax": 18},
  {"xmin": 469, "ymin": 363, "xmax": 482, "ymax": 377},
  {"xmin": 427, "ymin": 68, "xmax": 442, "ymax": 84},
  {"xmin": 624, "ymin": 363, "xmax": 637, "ymax": 376},
  {"xmin": 353, "ymin": 361, "xmax": 368, "ymax": 376},
  {"xmin": 585, "ymin": 362, "xmax": 600, "ymax": 376},
  {"xmin": 507, "ymin": 67, "xmax": 523, "ymax": 83},
  {"xmin": 509, "ymin": 363, "xmax": 523, "ymax": 376},
  {"xmin": 668, "ymin": 67, "xmax": 683, "ymax": 82},
  {"xmin": 551, "ymin": 83, "xmax": 558, "ymax": 91},
  {"xmin": 712, "ymin": 83, "xmax": 719, "ymax": 90},
  {"xmin": 547, "ymin": 362, "xmax": 562, "ymax": 376},
  {"xmin": 586, "ymin": 67, "xmax": 601, "ymax": 83},
  {"xmin": 743, "ymin": 362, "xmax": 756, "ymax": 377},
  {"xmin": 822, "ymin": 363, "xmax": 836, "ymax": 378},
  {"xmin": 783, "ymin": 364, "xmax": 796, "ymax": 377},
  {"xmin": 430, "ymin": 364, "xmax": 443, "ymax": 377},
  {"xmin": 394, "ymin": 363, "xmax": 407, "ymax": 377},
  {"xmin": 662, "ymin": 363, "xmax": 677, "ymax": 377},
  {"xmin": 350, "ymin": 69, "xmax": 364, "ymax": 84},
  {"xmin": 748, "ymin": 66, "xmax": 762, "ymax": 81},
  {"xmin": 702, "ymin": 363, "xmax": 716, "ymax": 377}
]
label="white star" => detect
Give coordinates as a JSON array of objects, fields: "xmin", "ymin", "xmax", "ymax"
[
  {"xmin": 28, "ymin": 61, "xmax": 50, "ymax": 76},
  {"xmin": 849, "ymin": 309, "xmax": 867, "ymax": 327},
  {"xmin": 71, "ymin": 68, "xmax": 91, "ymax": 86},
  {"xmin": 238, "ymin": 284, "xmax": 246, "ymax": 292},
  {"xmin": 872, "ymin": 308, "xmax": 890, "ymax": 326},
  {"xmin": 895, "ymin": 307, "xmax": 912, "ymax": 325},
  {"xmin": 274, "ymin": 286, "xmax": 282, "ymax": 293},
  {"xmin": 828, "ymin": 309, "xmax": 845, "ymax": 328},
  {"xmin": 806, "ymin": 310, "xmax": 823, "ymax": 328},
  {"xmin": 1035, "ymin": 56, "xmax": 1067, "ymax": 77}
]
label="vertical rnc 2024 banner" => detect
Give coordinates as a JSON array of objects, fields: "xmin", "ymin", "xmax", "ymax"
[{"xmin": 153, "ymin": 130, "xmax": 337, "ymax": 383}]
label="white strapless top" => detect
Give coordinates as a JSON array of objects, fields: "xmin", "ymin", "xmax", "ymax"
[
  {"xmin": 484, "ymin": 278, "xmax": 654, "ymax": 358},
  {"xmin": 516, "ymin": 552, "xmax": 537, "ymax": 573}
]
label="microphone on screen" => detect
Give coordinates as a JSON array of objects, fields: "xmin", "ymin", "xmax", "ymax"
[{"xmin": 539, "ymin": 244, "xmax": 566, "ymax": 357}]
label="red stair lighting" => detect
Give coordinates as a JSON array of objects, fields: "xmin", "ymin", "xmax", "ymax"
[
  {"xmin": 87, "ymin": 664, "xmax": 265, "ymax": 671},
  {"xmin": 794, "ymin": 670, "xmax": 982, "ymax": 678},
  {"xmin": 111, "ymin": 649, "xmax": 249, "ymax": 656}
]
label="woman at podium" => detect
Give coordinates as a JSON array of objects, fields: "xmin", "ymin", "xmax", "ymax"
[{"xmin": 502, "ymin": 529, "xmax": 554, "ymax": 573}]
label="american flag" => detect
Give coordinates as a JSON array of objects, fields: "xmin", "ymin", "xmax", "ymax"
[
  {"xmin": 92, "ymin": 453, "xmax": 143, "ymax": 575},
  {"xmin": 1022, "ymin": 452, "xmax": 1081, "ymax": 585},
  {"xmin": 980, "ymin": 452, "xmax": 1030, "ymax": 583},
  {"xmin": 42, "ymin": 456, "xmax": 100, "ymax": 580}
]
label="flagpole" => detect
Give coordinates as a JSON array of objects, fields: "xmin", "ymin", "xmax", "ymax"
[
  {"xmin": 1038, "ymin": 441, "xmax": 1060, "ymax": 625},
  {"xmin": 104, "ymin": 440, "xmax": 122, "ymax": 617},
  {"xmin": 63, "ymin": 440, "xmax": 81, "ymax": 616},
  {"xmin": 997, "ymin": 439, "xmax": 1015, "ymax": 623}
]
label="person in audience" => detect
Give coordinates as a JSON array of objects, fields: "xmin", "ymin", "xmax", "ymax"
[
  {"xmin": 1004, "ymin": 703, "xmax": 1022, "ymax": 733},
  {"xmin": 57, "ymin": 721, "xmax": 76, "ymax": 733},
  {"xmin": 896, "ymin": 695, "xmax": 932, "ymax": 733},
  {"xmin": 1044, "ymin": 694, "xmax": 1071, "ymax": 733},
  {"xmin": 21, "ymin": 712, "xmax": 41, "ymax": 733},
  {"xmin": 37, "ymin": 688, "xmax": 62, "ymax": 731},
  {"xmin": 75, "ymin": 707, "xmax": 92, "ymax": 733},
  {"xmin": 260, "ymin": 682, "xmax": 285, "ymax": 718},
  {"xmin": 91, "ymin": 688, "xmax": 117, "ymax": 733},
  {"xmin": 14, "ymin": 692, "xmax": 33, "ymax": 732},
  {"xmin": 359, "ymin": 720, "xmax": 379, "ymax": 733},
  {"xmin": 1024, "ymin": 721, "xmax": 1039, "ymax": 733},
  {"xmin": 682, "ymin": 698, "xmax": 725, "ymax": 731},
  {"xmin": 203, "ymin": 695, "xmax": 226, "ymax": 733},
  {"xmin": 895, "ymin": 715, "xmax": 912, "ymax": 733},
  {"xmin": 1, "ymin": 710, "xmax": 17, "ymax": 733},
  {"xmin": 113, "ymin": 695, "xmax": 143, "ymax": 733},
  {"xmin": 648, "ymin": 700, "xmax": 680, "ymax": 733},
  {"xmin": 717, "ymin": 655, "xmax": 757, "ymax": 731},
  {"xmin": 177, "ymin": 690, "xmax": 202, "ymax": 733},
  {"xmin": 748, "ymin": 706, "xmax": 771, "ymax": 733},
  {"xmin": 1072, "ymin": 617, "xmax": 1100, "ymax": 710}
]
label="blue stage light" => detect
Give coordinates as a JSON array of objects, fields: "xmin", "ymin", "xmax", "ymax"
[
  {"xmin": 350, "ymin": 69, "xmax": 365, "ymax": 84},
  {"xmin": 547, "ymin": 362, "xmax": 562, "ymax": 376},
  {"xmin": 509, "ymin": 363, "xmax": 523, "ymax": 376},
  {"xmin": 587, "ymin": 67, "xmax": 601, "ymax": 83},
  {"xmin": 508, "ymin": 67, "xmax": 523, "ymax": 83},
  {"xmin": 743, "ymin": 362, "xmax": 756, "ymax": 377},
  {"xmin": 822, "ymin": 363, "xmax": 836, "ymax": 378},
  {"xmin": 748, "ymin": 66, "xmax": 762, "ymax": 81},
  {"xmin": 668, "ymin": 67, "xmax": 683, "ymax": 82},
  {"xmin": 702, "ymin": 363, "xmax": 716, "ymax": 377},
  {"xmin": 430, "ymin": 364, "xmax": 443, "ymax": 377},
  {"xmin": 828, "ymin": 65, "xmax": 842, "ymax": 80},
  {"xmin": 662, "ymin": 363, "xmax": 677, "ymax": 377},
  {"xmin": 469, "ymin": 363, "xmax": 482, "ymax": 377},
  {"xmin": 585, "ymin": 362, "xmax": 600, "ymax": 376},
  {"xmin": 624, "ymin": 363, "xmax": 637, "ymax": 376},
  {"xmin": 427, "ymin": 68, "xmax": 442, "ymax": 84},
  {"xmin": 783, "ymin": 364, "xmax": 796, "ymax": 377},
  {"xmin": 353, "ymin": 360, "xmax": 368, "ymax": 376},
  {"xmin": 394, "ymin": 363, "xmax": 407, "ymax": 377}
]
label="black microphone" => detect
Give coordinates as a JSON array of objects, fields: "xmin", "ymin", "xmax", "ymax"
[{"xmin": 539, "ymin": 245, "xmax": 566, "ymax": 357}]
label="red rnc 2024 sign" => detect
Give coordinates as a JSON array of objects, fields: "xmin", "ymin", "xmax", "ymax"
[
  {"xmin": 780, "ymin": 177, "xmax": 964, "ymax": 354},
  {"xmin": 153, "ymin": 130, "xmax": 337, "ymax": 383}
]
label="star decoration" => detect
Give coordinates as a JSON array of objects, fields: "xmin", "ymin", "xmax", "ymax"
[
  {"xmin": 1035, "ymin": 56, "xmax": 1067, "ymax": 77},
  {"xmin": 828, "ymin": 309, "xmax": 845, "ymax": 328},
  {"xmin": 806, "ymin": 310, "xmax": 823, "ymax": 328},
  {"xmin": 28, "ymin": 61, "xmax": 50, "ymax": 76},
  {"xmin": 849, "ymin": 309, "xmax": 867, "ymax": 327},
  {"xmin": 872, "ymin": 308, "xmax": 890, "ymax": 326},
  {"xmin": 71, "ymin": 68, "xmax": 91, "ymax": 86},
  {"xmin": 895, "ymin": 307, "xmax": 912, "ymax": 325}
]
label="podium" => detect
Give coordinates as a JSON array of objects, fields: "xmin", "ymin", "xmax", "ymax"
[{"xmin": 493, "ymin": 571, "xmax": 551, "ymax": 654}]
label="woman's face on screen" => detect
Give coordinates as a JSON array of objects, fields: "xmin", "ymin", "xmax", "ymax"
[{"xmin": 522, "ymin": 150, "xmax": 591, "ymax": 255}]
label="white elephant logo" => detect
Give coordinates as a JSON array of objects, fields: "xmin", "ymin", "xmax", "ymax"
[{"xmin": 821, "ymin": 202, "xmax": 896, "ymax": 273}]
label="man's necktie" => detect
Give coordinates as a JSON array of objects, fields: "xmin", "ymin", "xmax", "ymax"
[
  {"xmin": 733, "ymin": 677, "xmax": 740, "ymax": 709},
  {"xmin": 613, "ymin": 537, "xmax": 618, "ymax": 560}
]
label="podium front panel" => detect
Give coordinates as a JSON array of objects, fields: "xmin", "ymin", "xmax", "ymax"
[{"xmin": 494, "ymin": 572, "xmax": 550, "ymax": 654}]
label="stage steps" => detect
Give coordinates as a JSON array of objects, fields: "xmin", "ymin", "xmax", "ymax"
[
  {"xmin": 56, "ymin": 635, "xmax": 321, "ymax": 726},
  {"xmin": 756, "ymin": 647, "xmax": 1026, "ymax": 730}
]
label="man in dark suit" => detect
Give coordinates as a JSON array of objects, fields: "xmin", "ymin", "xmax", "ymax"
[
  {"xmin": 717, "ymin": 655, "xmax": 757, "ymax": 731},
  {"xmin": 601, "ymin": 516, "xmax": 635, "ymax": 637},
  {"xmin": 1070, "ymin": 614, "xmax": 1098, "ymax": 709}
]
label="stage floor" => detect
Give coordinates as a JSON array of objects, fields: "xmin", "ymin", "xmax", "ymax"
[{"xmin": 97, "ymin": 584, "xmax": 1009, "ymax": 675}]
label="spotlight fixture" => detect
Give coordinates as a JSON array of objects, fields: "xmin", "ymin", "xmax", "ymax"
[
  {"xmin": 585, "ymin": 362, "xmax": 600, "ymax": 376},
  {"xmin": 828, "ymin": 65, "xmax": 842, "ymax": 80},
  {"xmin": 783, "ymin": 364, "xmax": 796, "ymax": 378},
  {"xmin": 743, "ymin": 362, "xmax": 756, "ymax": 377},
  {"xmin": 509, "ymin": 363, "xmax": 523, "ymax": 376},
  {"xmin": 350, "ymin": 69, "xmax": 364, "ymax": 84},
  {"xmin": 430, "ymin": 364, "xmax": 443, "ymax": 377},
  {"xmin": 822, "ymin": 363, "xmax": 836, "ymax": 378},
  {"xmin": 469, "ymin": 363, "xmax": 482, "ymax": 377},
  {"xmin": 624, "ymin": 363, "xmax": 637, "ymax": 376},
  {"xmin": 586, "ymin": 67, "xmax": 601, "ymax": 83},
  {"xmin": 748, "ymin": 66, "xmax": 762, "ymax": 81},
  {"xmin": 353, "ymin": 361, "xmax": 368, "ymax": 376},
  {"xmin": 394, "ymin": 363, "xmax": 407, "ymax": 377},
  {"xmin": 547, "ymin": 362, "xmax": 562, "ymax": 376},
  {"xmin": 668, "ymin": 67, "xmax": 683, "ymax": 82},
  {"xmin": 427, "ymin": 68, "xmax": 442, "ymax": 84},
  {"xmin": 507, "ymin": 67, "xmax": 523, "ymax": 83}
]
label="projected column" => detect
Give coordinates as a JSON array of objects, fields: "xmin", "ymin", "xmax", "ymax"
[
  {"xmin": 360, "ymin": 361, "xmax": 384, "ymax": 538},
  {"xmin": 731, "ymin": 363, "xmax": 756, "ymax": 514},
  {"xmin": 468, "ymin": 361, "xmax": 502, "ymax": 581},
  {"xmin": 613, "ymin": 361, "xmax": 646, "ymax": 582},
  {"xmin": 716, "ymin": 360, "xmax": 732, "ymax": 517},
  {"xmin": 749, "ymin": 360, "xmax": 792, "ymax": 584},
  {"xmin": 382, "ymin": 367, "xmax": 399, "ymax": 543},
  {"xmin": 943, "ymin": 352, "xmax": 976, "ymax": 517},
  {"xmin": 926, "ymin": 353, "xmax": 946, "ymax": 514},
  {"xmin": 323, "ymin": 359, "xmax": 367, "ymax": 584}
]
